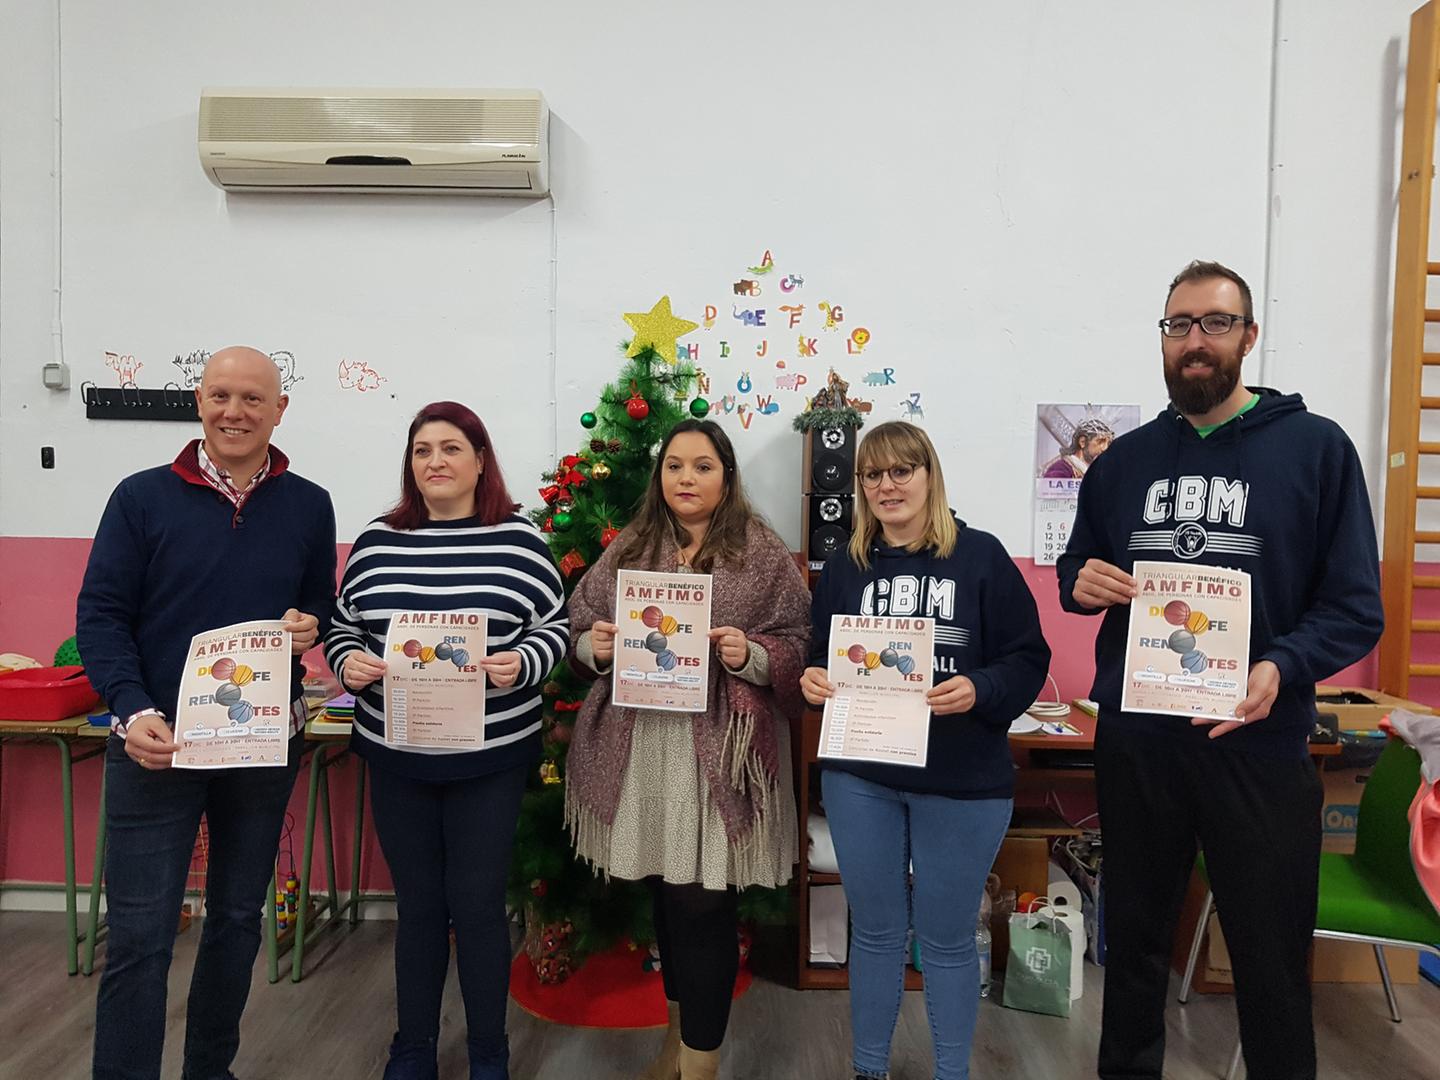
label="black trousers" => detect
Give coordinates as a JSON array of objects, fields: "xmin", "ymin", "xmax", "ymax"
[
  {"xmin": 647, "ymin": 877, "xmax": 739, "ymax": 1052},
  {"xmin": 369, "ymin": 762, "xmax": 528, "ymax": 1060},
  {"xmin": 1094, "ymin": 725, "xmax": 1322, "ymax": 1080}
]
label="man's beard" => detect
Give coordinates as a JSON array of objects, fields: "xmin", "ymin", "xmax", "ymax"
[{"xmin": 1165, "ymin": 348, "xmax": 1242, "ymax": 415}]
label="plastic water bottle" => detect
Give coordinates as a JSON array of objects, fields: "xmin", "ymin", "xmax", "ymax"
[
  {"xmin": 976, "ymin": 921, "xmax": 992, "ymax": 998},
  {"xmin": 976, "ymin": 881, "xmax": 994, "ymax": 998}
]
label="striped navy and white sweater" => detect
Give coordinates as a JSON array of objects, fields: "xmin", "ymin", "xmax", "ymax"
[{"xmin": 325, "ymin": 514, "xmax": 569, "ymax": 781}]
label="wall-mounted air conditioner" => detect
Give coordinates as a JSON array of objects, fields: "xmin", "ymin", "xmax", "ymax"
[{"xmin": 198, "ymin": 87, "xmax": 548, "ymax": 196}]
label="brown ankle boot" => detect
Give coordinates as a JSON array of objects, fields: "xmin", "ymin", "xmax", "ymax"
[
  {"xmin": 639, "ymin": 1001, "xmax": 682, "ymax": 1080},
  {"xmin": 678, "ymin": 1043, "xmax": 720, "ymax": 1080}
]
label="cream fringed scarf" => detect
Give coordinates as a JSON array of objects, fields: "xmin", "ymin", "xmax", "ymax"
[{"xmin": 564, "ymin": 519, "xmax": 811, "ymax": 867}]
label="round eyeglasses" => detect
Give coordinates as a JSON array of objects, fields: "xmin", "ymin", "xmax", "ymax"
[{"xmin": 857, "ymin": 464, "xmax": 920, "ymax": 489}]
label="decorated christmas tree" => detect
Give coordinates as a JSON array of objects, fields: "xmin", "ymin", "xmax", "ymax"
[{"xmin": 509, "ymin": 297, "xmax": 710, "ymax": 980}]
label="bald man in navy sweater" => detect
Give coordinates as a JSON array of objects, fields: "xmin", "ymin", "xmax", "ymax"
[{"xmin": 79, "ymin": 347, "xmax": 336, "ymax": 1080}]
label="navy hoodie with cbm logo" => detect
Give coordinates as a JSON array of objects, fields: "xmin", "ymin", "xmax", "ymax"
[
  {"xmin": 1057, "ymin": 387, "xmax": 1383, "ymax": 758},
  {"xmin": 809, "ymin": 518, "xmax": 1051, "ymax": 799}
]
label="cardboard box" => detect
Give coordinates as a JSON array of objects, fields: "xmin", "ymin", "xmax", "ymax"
[
  {"xmin": 1321, "ymin": 764, "xmax": 1367, "ymax": 855},
  {"xmin": 1314, "ymin": 685, "xmax": 1431, "ymax": 732},
  {"xmin": 1312, "ymin": 937, "xmax": 1419, "ymax": 984},
  {"xmin": 990, "ymin": 836, "xmax": 1049, "ymax": 972}
]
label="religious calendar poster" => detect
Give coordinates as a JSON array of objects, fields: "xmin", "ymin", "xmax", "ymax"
[{"xmin": 1033, "ymin": 404, "xmax": 1141, "ymax": 565}]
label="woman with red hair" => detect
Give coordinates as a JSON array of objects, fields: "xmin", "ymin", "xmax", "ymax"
[{"xmin": 325, "ymin": 402, "xmax": 568, "ymax": 1080}]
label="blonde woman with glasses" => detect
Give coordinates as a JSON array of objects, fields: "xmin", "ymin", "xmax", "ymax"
[{"xmin": 801, "ymin": 421, "xmax": 1050, "ymax": 1080}]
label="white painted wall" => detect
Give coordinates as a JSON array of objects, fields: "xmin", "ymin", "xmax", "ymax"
[{"xmin": 1, "ymin": 0, "xmax": 1413, "ymax": 553}]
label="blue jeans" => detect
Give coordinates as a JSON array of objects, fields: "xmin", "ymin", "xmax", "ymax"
[
  {"xmin": 93, "ymin": 732, "xmax": 302, "ymax": 1080},
  {"xmin": 822, "ymin": 769, "xmax": 1011, "ymax": 1080}
]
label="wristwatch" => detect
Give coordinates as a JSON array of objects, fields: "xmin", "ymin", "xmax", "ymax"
[{"xmin": 114, "ymin": 707, "xmax": 165, "ymax": 738}]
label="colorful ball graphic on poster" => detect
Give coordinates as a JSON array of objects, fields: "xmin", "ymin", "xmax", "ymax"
[
  {"xmin": 642, "ymin": 606, "xmax": 663, "ymax": 628},
  {"xmin": 228, "ymin": 701, "xmax": 255, "ymax": 724},
  {"xmin": 1163, "ymin": 601, "xmax": 1191, "ymax": 627},
  {"xmin": 1158, "ymin": 601, "xmax": 1216, "ymax": 674},
  {"xmin": 659, "ymin": 615, "xmax": 679, "ymax": 636},
  {"xmin": 896, "ymin": 655, "xmax": 916, "ymax": 676},
  {"xmin": 847, "ymin": 644, "xmax": 867, "ymax": 664},
  {"xmin": 216, "ymin": 683, "xmax": 242, "ymax": 707},
  {"xmin": 864, "ymin": 652, "xmax": 881, "ymax": 670},
  {"xmin": 879, "ymin": 649, "xmax": 899, "ymax": 667},
  {"xmin": 1181, "ymin": 650, "xmax": 1208, "ymax": 674},
  {"xmin": 435, "ymin": 642, "xmax": 454, "ymax": 661},
  {"xmin": 231, "ymin": 664, "xmax": 255, "ymax": 687},
  {"xmin": 403, "ymin": 639, "xmax": 422, "ymax": 658},
  {"xmin": 645, "ymin": 631, "xmax": 668, "ymax": 653},
  {"xmin": 1167, "ymin": 630, "xmax": 1196, "ymax": 654},
  {"xmin": 656, "ymin": 649, "xmax": 678, "ymax": 671},
  {"xmin": 211, "ymin": 657, "xmax": 236, "ymax": 681},
  {"xmin": 451, "ymin": 648, "xmax": 470, "ymax": 668},
  {"xmin": 419, "ymin": 646, "xmax": 437, "ymax": 664}
]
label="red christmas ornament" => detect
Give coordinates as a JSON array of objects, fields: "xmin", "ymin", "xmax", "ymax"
[
  {"xmin": 539, "ymin": 484, "xmax": 561, "ymax": 505},
  {"xmin": 625, "ymin": 379, "xmax": 650, "ymax": 421},
  {"xmin": 562, "ymin": 469, "xmax": 586, "ymax": 488},
  {"xmin": 530, "ymin": 878, "xmax": 548, "ymax": 898},
  {"xmin": 600, "ymin": 525, "xmax": 621, "ymax": 549},
  {"xmin": 561, "ymin": 454, "xmax": 583, "ymax": 469},
  {"xmin": 541, "ymin": 517, "xmax": 554, "ymax": 533},
  {"xmin": 553, "ymin": 699, "xmax": 584, "ymax": 713},
  {"xmin": 558, "ymin": 549, "xmax": 587, "ymax": 577}
]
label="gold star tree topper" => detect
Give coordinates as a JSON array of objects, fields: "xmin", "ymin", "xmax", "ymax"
[{"xmin": 623, "ymin": 295, "xmax": 699, "ymax": 363}]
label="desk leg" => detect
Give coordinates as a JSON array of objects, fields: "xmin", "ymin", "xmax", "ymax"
[
  {"xmin": 83, "ymin": 766, "xmax": 108, "ymax": 975},
  {"xmin": 291, "ymin": 744, "xmax": 328, "ymax": 983},
  {"xmin": 49, "ymin": 735, "xmax": 79, "ymax": 975},
  {"xmin": 265, "ymin": 873, "xmax": 279, "ymax": 984},
  {"xmin": 319, "ymin": 764, "xmax": 339, "ymax": 921},
  {"xmin": 349, "ymin": 761, "xmax": 366, "ymax": 926}
]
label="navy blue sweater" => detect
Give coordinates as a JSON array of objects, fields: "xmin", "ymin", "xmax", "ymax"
[
  {"xmin": 324, "ymin": 514, "xmax": 568, "ymax": 782},
  {"xmin": 77, "ymin": 443, "xmax": 337, "ymax": 724},
  {"xmin": 809, "ymin": 520, "xmax": 1051, "ymax": 798},
  {"xmin": 1057, "ymin": 389, "xmax": 1383, "ymax": 758}
]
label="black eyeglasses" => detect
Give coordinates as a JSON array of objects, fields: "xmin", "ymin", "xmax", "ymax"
[
  {"xmin": 857, "ymin": 464, "xmax": 922, "ymax": 489},
  {"xmin": 1158, "ymin": 313, "xmax": 1252, "ymax": 338}
]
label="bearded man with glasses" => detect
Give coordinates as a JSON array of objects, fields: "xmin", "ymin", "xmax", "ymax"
[{"xmin": 1056, "ymin": 260, "xmax": 1383, "ymax": 1080}]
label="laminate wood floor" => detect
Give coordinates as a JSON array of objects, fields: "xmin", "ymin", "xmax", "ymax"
[{"xmin": 1, "ymin": 913, "xmax": 1434, "ymax": 1078}]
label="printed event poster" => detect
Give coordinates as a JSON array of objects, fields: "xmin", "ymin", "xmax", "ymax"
[
  {"xmin": 1033, "ymin": 404, "xmax": 1142, "ymax": 565},
  {"xmin": 818, "ymin": 615, "xmax": 935, "ymax": 767},
  {"xmin": 1122, "ymin": 561, "xmax": 1251, "ymax": 721},
  {"xmin": 613, "ymin": 569, "xmax": 713, "ymax": 712},
  {"xmin": 174, "ymin": 621, "xmax": 292, "ymax": 769},
  {"xmin": 383, "ymin": 611, "xmax": 488, "ymax": 748}
]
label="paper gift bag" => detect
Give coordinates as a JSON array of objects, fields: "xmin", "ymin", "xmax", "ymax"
[{"xmin": 1002, "ymin": 904, "xmax": 1072, "ymax": 1018}]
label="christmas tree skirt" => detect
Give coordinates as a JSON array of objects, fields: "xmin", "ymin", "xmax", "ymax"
[{"xmin": 509, "ymin": 942, "xmax": 753, "ymax": 1028}]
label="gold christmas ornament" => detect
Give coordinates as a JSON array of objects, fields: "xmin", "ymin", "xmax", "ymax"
[{"xmin": 591, "ymin": 461, "xmax": 612, "ymax": 480}]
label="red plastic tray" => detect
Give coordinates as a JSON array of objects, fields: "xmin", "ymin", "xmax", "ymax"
[{"xmin": 0, "ymin": 665, "xmax": 101, "ymax": 722}]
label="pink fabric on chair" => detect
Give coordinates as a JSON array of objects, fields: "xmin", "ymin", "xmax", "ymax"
[{"xmin": 1379, "ymin": 709, "xmax": 1440, "ymax": 914}]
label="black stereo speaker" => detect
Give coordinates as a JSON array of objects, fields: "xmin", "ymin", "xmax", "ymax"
[
  {"xmin": 801, "ymin": 425, "xmax": 857, "ymax": 495},
  {"xmin": 800, "ymin": 426, "xmax": 859, "ymax": 570},
  {"xmin": 803, "ymin": 493, "xmax": 854, "ymax": 565}
]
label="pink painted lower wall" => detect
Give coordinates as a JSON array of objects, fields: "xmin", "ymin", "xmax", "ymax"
[{"xmin": 0, "ymin": 536, "xmax": 1384, "ymax": 891}]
